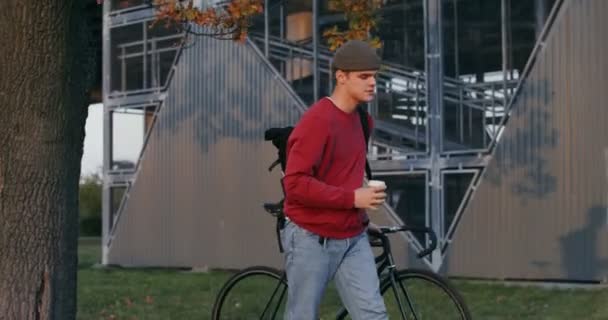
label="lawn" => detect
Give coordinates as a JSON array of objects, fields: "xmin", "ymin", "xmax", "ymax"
[{"xmin": 78, "ymin": 238, "xmax": 608, "ymax": 319}]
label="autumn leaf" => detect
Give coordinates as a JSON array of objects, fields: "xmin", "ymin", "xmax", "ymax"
[
  {"xmin": 323, "ymin": 0, "xmax": 384, "ymax": 51},
  {"xmin": 152, "ymin": 0, "xmax": 263, "ymax": 40},
  {"xmin": 151, "ymin": 0, "xmax": 382, "ymax": 50}
]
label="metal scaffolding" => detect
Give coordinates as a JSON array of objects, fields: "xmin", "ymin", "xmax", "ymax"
[{"xmin": 102, "ymin": 0, "xmax": 560, "ymax": 269}]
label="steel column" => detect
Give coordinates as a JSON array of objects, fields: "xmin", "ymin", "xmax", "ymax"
[
  {"xmin": 264, "ymin": 0, "xmax": 269, "ymax": 57},
  {"xmin": 502, "ymin": 0, "xmax": 509, "ymax": 106},
  {"xmin": 425, "ymin": 0, "xmax": 444, "ymax": 271},
  {"xmin": 102, "ymin": 0, "xmax": 112, "ymax": 265},
  {"xmin": 535, "ymin": 0, "xmax": 548, "ymax": 39}
]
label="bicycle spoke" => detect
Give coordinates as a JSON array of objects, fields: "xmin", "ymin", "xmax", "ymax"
[
  {"xmin": 381, "ymin": 270, "xmax": 470, "ymax": 320},
  {"xmin": 213, "ymin": 267, "xmax": 287, "ymax": 320},
  {"xmin": 261, "ymin": 275, "xmax": 287, "ymax": 318},
  {"xmin": 398, "ymin": 277, "xmax": 420, "ymax": 320},
  {"xmin": 270, "ymin": 284, "xmax": 288, "ymax": 319},
  {"xmin": 389, "ymin": 272, "xmax": 410, "ymax": 320}
]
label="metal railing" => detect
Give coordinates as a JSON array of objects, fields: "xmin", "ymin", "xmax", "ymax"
[
  {"xmin": 250, "ymin": 32, "xmax": 519, "ymax": 155},
  {"xmin": 110, "ymin": 32, "xmax": 184, "ymax": 98},
  {"xmin": 106, "ymin": 29, "xmax": 186, "ymax": 246}
]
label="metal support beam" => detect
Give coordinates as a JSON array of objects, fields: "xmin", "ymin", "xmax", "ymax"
[
  {"xmin": 142, "ymin": 22, "xmax": 148, "ymax": 89},
  {"xmin": 506, "ymin": 0, "xmax": 513, "ymax": 81},
  {"xmin": 106, "ymin": 171, "xmax": 136, "ymax": 185},
  {"xmin": 502, "ymin": 0, "xmax": 509, "ymax": 106},
  {"xmin": 280, "ymin": 3, "xmax": 284, "ymax": 40},
  {"xmin": 280, "ymin": 2, "xmax": 285, "ymax": 75},
  {"xmin": 106, "ymin": 91, "xmax": 166, "ymax": 108},
  {"xmin": 403, "ymin": 3, "xmax": 410, "ymax": 68},
  {"xmin": 371, "ymin": 154, "xmax": 491, "ymax": 172},
  {"xmin": 150, "ymin": 40, "xmax": 158, "ymax": 87},
  {"xmin": 453, "ymin": 0, "xmax": 459, "ymax": 78},
  {"xmin": 425, "ymin": 0, "xmax": 444, "ymax": 271},
  {"xmin": 535, "ymin": 0, "xmax": 548, "ymax": 39},
  {"xmin": 108, "ymin": 7, "xmax": 156, "ymax": 27},
  {"xmin": 312, "ymin": 0, "xmax": 319, "ymax": 102},
  {"xmin": 264, "ymin": 0, "xmax": 269, "ymax": 57},
  {"xmin": 102, "ymin": 0, "xmax": 112, "ymax": 265}
]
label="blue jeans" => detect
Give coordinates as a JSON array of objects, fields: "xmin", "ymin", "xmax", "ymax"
[{"xmin": 281, "ymin": 221, "xmax": 388, "ymax": 320}]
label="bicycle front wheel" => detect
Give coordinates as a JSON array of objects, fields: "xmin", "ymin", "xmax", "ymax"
[
  {"xmin": 380, "ymin": 269, "xmax": 471, "ymax": 320},
  {"xmin": 211, "ymin": 266, "xmax": 287, "ymax": 320}
]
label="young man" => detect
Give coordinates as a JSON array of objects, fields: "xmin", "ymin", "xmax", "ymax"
[{"xmin": 281, "ymin": 40, "xmax": 388, "ymax": 320}]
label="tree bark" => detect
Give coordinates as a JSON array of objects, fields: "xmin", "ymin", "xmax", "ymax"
[{"xmin": 0, "ymin": 0, "xmax": 93, "ymax": 319}]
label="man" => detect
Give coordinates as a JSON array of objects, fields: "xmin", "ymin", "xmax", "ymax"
[{"xmin": 281, "ymin": 40, "xmax": 388, "ymax": 320}]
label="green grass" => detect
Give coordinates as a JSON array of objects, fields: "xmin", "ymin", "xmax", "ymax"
[
  {"xmin": 77, "ymin": 238, "xmax": 230, "ymax": 319},
  {"xmin": 78, "ymin": 238, "xmax": 608, "ymax": 319}
]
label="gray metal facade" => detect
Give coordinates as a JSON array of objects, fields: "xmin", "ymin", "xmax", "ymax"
[
  {"xmin": 102, "ymin": 0, "xmax": 608, "ymax": 281},
  {"xmin": 107, "ymin": 31, "xmax": 414, "ymax": 268},
  {"xmin": 444, "ymin": 0, "xmax": 608, "ymax": 282},
  {"xmin": 105, "ymin": 32, "xmax": 416, "ymax": 269}
]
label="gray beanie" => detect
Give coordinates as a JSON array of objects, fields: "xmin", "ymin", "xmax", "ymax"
[{"xmin": 331, "ymin": 40, "xmax": 381, "ymax": 72}]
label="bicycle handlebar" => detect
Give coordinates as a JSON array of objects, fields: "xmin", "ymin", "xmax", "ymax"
[{"xmin": 378, "ymin": 225, "xmax": 437, "ymax": 259}]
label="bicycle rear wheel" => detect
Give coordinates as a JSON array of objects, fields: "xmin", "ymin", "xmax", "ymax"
[
  {"xmin": 381, "ymin": 269, "xmax": 471, "ymax": 320},
  {"xmin": 211, "ymin": 266, "xmax": 287, "ymax": 320}
]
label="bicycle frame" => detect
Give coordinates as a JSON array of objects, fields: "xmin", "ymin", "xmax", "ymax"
[{"xmin": 253, "ymin": 137, "xmax": 454, "ymax": 320}]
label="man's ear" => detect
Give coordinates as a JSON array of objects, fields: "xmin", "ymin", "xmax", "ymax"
[{"xmin": 336, "ymin": 70, "xmax": 348, "ymax": 85}]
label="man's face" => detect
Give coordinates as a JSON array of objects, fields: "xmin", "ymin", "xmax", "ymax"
[{"xmin": 337, "ymin": 70, "xmax": 378, "ymax": 103}]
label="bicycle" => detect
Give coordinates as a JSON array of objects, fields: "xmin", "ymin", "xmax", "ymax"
[{"xmin": 211, "ymin": 200, "xmax": 472, "ymax": 319}]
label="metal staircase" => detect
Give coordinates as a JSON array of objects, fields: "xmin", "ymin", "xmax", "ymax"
[{"xmin": 250, "ymin": 32, "xmax": 518, "ymax": 156}]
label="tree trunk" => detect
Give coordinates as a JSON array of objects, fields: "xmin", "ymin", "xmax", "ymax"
[{"xmin": 0, "ymin": 0, "xmax": 93, "ymax": 319}]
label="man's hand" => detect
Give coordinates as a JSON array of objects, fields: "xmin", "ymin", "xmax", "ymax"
[{"xmin": 354, "ymin": 186, "xmax": 386, "ymax": 210}]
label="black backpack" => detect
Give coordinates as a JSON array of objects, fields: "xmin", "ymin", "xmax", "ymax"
[{"xmin": 264, "ymin": 106, "xmax": 373, "ymax": 180}]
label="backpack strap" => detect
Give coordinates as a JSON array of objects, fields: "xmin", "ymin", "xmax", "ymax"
[{"xmin": 356, "ymin": 106, "xmax": 373, "ymax": 181}]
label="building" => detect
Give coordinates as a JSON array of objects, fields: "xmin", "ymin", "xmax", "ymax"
[{"xmin": 101, "ymin": 0, "xmax": 608, "ymax": 282}]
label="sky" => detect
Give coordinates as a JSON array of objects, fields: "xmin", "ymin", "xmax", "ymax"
[{"xmin": 81, "ymin": 103, "xmax": 143, "ymax": 177}]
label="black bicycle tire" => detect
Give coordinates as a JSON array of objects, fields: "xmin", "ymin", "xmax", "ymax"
[
  {"xmin": 211, "ymin": 266, "xmax": 287, "ymax": 320},
  {"xmin": 379, "ymin": 268, "xmax": 471, "ymax": 320}
]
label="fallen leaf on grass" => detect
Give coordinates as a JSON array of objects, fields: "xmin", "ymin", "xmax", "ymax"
[{"xmin": 124, "ymin": 297, "xmax": 134, "ymax": 308}]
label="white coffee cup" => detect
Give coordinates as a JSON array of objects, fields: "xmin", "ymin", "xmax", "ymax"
[
  {"xmin": 367, "ymin": 180, "xmax": 387, "ymax": 210},
  {"xmin": 368, "ymin": 180, "xmax": 386, "ymax": 189}
]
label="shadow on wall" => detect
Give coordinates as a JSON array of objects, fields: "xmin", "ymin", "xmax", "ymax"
[
  {"xmin": 529, "ymin": 206, "xmax": 608, "ymax": 281},
  {"xmin": 485, "ymin": 78, "xmax": 559, "ymax": 201},
  {"xmin": 155, "ymin": 38, "xmax": 303, "ymax": 154},
  {"xmin": 559, "ymin": 206, "xmax": 608, "ymax": 281}
]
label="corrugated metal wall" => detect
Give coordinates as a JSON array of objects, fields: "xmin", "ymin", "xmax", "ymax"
[
  {"xmin": 106, "ymin": 33, "xmax": 413, "ymax": 270},
  {"xmin": 444, "ymin": 0, "xmax": 608, "ymax": 282},
  {"xmin": 106, "ymin": 34, "xmax": 304, "ymax": 268}
]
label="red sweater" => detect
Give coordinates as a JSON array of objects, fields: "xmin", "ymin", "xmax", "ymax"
[{"xmin": 283, "ymin": 97, "xmax": 373, "ymax": 239}]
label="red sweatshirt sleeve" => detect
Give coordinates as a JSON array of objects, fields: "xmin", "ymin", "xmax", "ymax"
[{"xmin": 283, "ymin": 114, "xmax": 355, "ymax": 210}]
